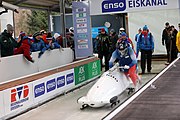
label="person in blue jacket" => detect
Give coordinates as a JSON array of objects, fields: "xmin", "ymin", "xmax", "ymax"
[
  {"xmin": 136, "ymin": 25, "xmax": 154, "ymax": 74},
  {"xmin": 31, "ymin": 32, "xmax": 47, "ymax": 58},
  {"xmin": 109, "ymin": 41, "xmax": 138, "ymax": 87}
]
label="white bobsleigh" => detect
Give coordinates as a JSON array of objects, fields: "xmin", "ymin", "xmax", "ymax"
[{"xmin": 77, "ymin": 63, "xmax": 135, "ymax": 109}]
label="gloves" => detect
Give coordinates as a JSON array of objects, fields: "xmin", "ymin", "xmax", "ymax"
[
  {"xmin": 29, "ymin": 59, "xmax": 35, "ymax": 63},
  {"xmin": 38, "ymin": 52, "xmax": 43, "ymax": 58},
  {"xmin": 124, "ymin": 65, "xmax": 130, "ymax": 69}
]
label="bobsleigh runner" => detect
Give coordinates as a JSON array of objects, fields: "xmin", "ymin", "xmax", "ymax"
[{"xmin": 77, "ymin": 63, "xmax": 139, "ymax": 110}]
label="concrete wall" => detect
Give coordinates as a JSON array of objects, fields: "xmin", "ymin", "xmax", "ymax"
[{"xmin": 0, "ymin": 48, "xmax": 74, "ymax": 83}]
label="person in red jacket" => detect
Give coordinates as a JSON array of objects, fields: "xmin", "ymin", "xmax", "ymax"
[{"xmin": 14, "ymin": 34, "xmax": 34, "ymax": 63}]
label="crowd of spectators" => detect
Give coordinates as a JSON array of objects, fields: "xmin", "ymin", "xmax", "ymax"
[{"xmin": 0, "ymin": 24, "xmax": 74, "ymax": 63}]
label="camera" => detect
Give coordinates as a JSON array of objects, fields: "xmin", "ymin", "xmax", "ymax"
[{"xmin": 1, "ymin": 1, "xmax": 19, "ymax": 13}]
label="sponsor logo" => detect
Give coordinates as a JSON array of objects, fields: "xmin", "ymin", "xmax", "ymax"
[
  {"xmin": 76, "ymin": 18, "xmax": 87, "ymax": 23},
  {"xmin": 102, "ymin": 0, "xmax": 126, "ymax": 13},
  {"xmin": 34, "ymin": 83, "xmax": 45, "ymax": 98},
  {"xmin": 57, "ymin": 76, "xmax": 65, "ymax": 88},
  {"xmin": 78, "ymin": 45, "xmax": 88, "ymax": 49},
  {"xmin": 92, "ymin": 62, "xmax": 97, "ymax": 69},
  {"xmin": 46, "ymin": 79, "xmax": 56, "ymax": 93},
  {"xmin": 66, "ymin": 73, "xmax": 74, "ymax": 85},
  {"xmin": 76, "ymin": 8, "xmax": 86, "ymax": 12},
  {"xmin": 77, "ymin": 29, "xmax": 88, "ymax": 34},
  {"xmin": 128, "ymin": 0, "xmax": 167, "ymax": 8},
  {"xmin": 77, "ymin": 23, "xmax": 87, "ymax": 28},
  {"xmin": 11, "ymin": 85, "xmax": 29, "ymax": 111},
  {"xmin": 78, "ymin": 66, "xmax": 86, "ymax": 81},
  {"xmin": 76, "ymin": 13, "xmax": 87, "ymax": 18},
  {"xmin": 78, "ymin": 39, "xmax": 88, "ymax": 44},
  {"xmin": 34, "ymin": 71, "xmax": 74, "ymax": 98},
  {"xmin": 92, "ymin": 62, "xmax": 98, "ymax": 76},
  {"xmin": 79, "ymin": 66, "xmax": 85, "ymax": 74},
  {"xmin": 77, "ymin": 34, "xmax": 88, "ymax": 39}
]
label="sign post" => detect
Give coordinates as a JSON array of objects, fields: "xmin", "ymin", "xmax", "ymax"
[{"xmin": 72, "ymin": 1, "xmax": 93, "ymax": 59}]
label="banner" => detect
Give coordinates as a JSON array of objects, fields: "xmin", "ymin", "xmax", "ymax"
[
  {"xmin": 74, "ymin": 64, "xmax": 89, "ymax": 85},
  {"xmin": 4, "ymin": 82, "xmax": 33, "ymax": 115},
  {"xmin": 72, "ymin": 1, "xmax": 93, "ymax": 59},
  {"xmin": 87, "ymin": 60, "xmax": 101, "ymax": 79},
  {"xmin": 90, "ymin": 0, "xmax": 180, "ymax": 15},
  {"xmin": 33, "ymin": 69, "xmax": 75, "ymax": 103},
  {"xmin": 0, "ymin": 91, "xmax": 4, "ymax": 118}
]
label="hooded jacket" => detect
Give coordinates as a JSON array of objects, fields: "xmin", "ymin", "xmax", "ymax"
[{"xmin": 0, "ymin": 30, "xmax": 19, "ymax": 57}]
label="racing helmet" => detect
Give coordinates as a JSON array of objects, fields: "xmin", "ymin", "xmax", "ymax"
[
  {"xmin": 119, "ymin": 27, "xmax": 125, "ymax": 34},
  {"xmin": 69, "ymin": 27, "xmax": 74, "ymax": 33},
  {"xmin": 117, "ymin": 41, "xmax": 128, "ymax": 55}
]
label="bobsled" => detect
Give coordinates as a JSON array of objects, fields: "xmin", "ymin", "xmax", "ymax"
[{"xmin": 77, "ymin": 63, "xmax": 135, "ymax": 109}]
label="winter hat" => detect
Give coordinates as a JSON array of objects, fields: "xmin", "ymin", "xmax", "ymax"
[
  {"xmin": 110, "ymin": 29, "xmax": 115, "ymax": 33},
  {"xmin": 101, "ymin": 28, "xmax": 105, "ymax": 32},
  {"xmin": 33, "ymin": 32, "xmax": 42, "ymax": 38},
  {"xmin": 165, "ymin": 22, "xmax": 169, "ymax": 26},
  {"xmin": 20, "ymin": 31, "xmax": 26, "ymax": 37},
  {"xmin": 7, "ymin": 24, "xmax": 14, "ymax": 32},
  {"xmin": 54, "ymin": 33, "xmax": 61, "ymax": 39},
  {"xmin": 143, "ymin": 25, "xmax": 148, "ymax": 30},
  {"xmin": 121, "ymin": 32, "xmax": 127, "ymax": 37},
  {"xmin": 40, "ymin": 30, "xmax": 47, "ymax": 34}
]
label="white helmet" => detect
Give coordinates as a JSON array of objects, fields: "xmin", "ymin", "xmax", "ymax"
[
  {"xmin": 119, "ymin": 27, "xmax": 125, "ymax": 31},
  {"xmin": 54, "ymin": 33, "xmax": 61, "ymax": 39},
  {"xmin": 119, "ymin": 27, "xmax": 125, "ymax": 34},
  {"xmin": 69, "ymin": 27, "xmax": 74, "ymax": 33}
]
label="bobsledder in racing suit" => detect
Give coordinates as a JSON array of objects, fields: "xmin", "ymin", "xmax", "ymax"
[{"xmin": 109, "ymin": 41, "xmax": 138, "ymax": 86}]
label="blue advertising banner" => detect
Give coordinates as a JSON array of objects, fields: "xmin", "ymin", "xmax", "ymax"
[
  {"xmin": 72, "ymin": 1, "xmax": 93, "ymax": 59},
  {"xmin": 91, "ymin": 27, "xmax": 108, "ymax": 39}
]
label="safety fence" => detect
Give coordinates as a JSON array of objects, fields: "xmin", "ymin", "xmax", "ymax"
[{"xmin": 0, "ymin": 56, "xmax": 101, "ymax": 119}]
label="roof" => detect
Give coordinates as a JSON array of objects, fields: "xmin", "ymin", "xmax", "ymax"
[{"xmin": 1, "ymin": 0, "xmax": 72, "ymax": 13}]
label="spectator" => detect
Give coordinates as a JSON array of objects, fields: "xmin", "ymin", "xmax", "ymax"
[
  {"xmin": 109, "ymin": 29, "xmax": 118, "ymax": 55},
  {"xmin": 17, "ymin": 31, "xmax": 26, "ymax": 48},
  {"xmin": 31, "ymin": 32, "xmax": 47, "ymax": 58},
  {"xmin": 40, "ymin": 30, "xmax": 49, "ymax": 44},
  {"xmin": 118, "ymin": 27, "xmax": 125, "ymax": 38},
  {"xmin": 51, "ymin": 33, "xmax": 63, "ymax": 50},
  {"xmin": 176, "ymin": 23, "xmax": 180, "ymax": 57},
  {"xmin": 109, "ymin": 41, "xmax": 138, "ymax": 87},
  {"xmin": 137, "ymin": 25, "xmax": 154, "ymax": 74},
  {"xmin": 169, "ymin": 25, "xmax": 178, "ymax": 62},
  {"xmin": 162, "ymin": 22, "xmax": 171, "ymax": 65},
  {"xmin": 14, "ymin": 35, "xmax": 34, "ymax": 63},
  {"xmin": 66, "ymin": 28, "xmax": 74, "ymax": 49},
  {"xmin": 0, "ymin": 24, "xmax": 21, "ymax": 57},
  {"xmin": 135, "ymin": 28, "xmax": 142, "ymax": 42},
  {"xmin": 96, "ymin": 28, "xmax": 110, "ymax": 71},
  {"xmin": 54, "ymin": 33, "xmax": 63, "ymax": 47}
]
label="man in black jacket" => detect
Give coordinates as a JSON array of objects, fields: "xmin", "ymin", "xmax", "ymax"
[
  {"xmin": 0, "ymin": 24, "xmax": 20, "ymax": 57},
  {"xmin": 96, "ymin": 28, "xmax": 110, "ymax": 71},
  {"xmin": 162, "ymin": 22, "xmax": 171, "ymax": 65}
]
